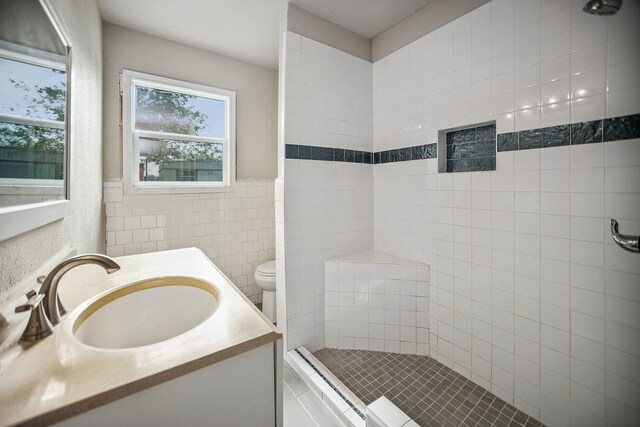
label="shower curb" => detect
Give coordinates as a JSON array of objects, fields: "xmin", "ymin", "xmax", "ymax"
[
  {"xmin": 287, "ymin": 347, "xmax": 421, "ymax": 427},
  {"xmin": 287, "ymin": 347, "xmax": 366, "ymax": 426}
]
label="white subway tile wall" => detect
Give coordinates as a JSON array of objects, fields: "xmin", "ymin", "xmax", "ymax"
[
  {"xmin": 105, "ymin": 181, "xmax": 275, "ymax": 303},
  {"xmin": 282, "ymin": 32, "xmax": 374, "ymax": 351},
  {"xmin": 325, "ymin": 257, "xmax": 430, "ymax": 355},
  {"xmin": 284, "ymin": 33, "xmax": 373, "ymax": 152},
  {"xmin": 372, "ymin": 1, "xmax": 640, "ymax": 426},
  {"xmin": 284, "ymin": 159, "xmax": 373, "ymax": 351}
]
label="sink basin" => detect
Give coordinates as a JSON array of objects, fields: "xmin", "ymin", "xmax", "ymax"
[{"xmin": 73, "ymin": 277, "xmax": 219, "ymax": 349}]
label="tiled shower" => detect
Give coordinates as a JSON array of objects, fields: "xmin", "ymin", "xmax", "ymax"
[{"xmin": 279, "ymin": 0, "xmax": 640, "ymax": 426}]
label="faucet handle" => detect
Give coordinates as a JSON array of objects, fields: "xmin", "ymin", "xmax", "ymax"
[
  {"xmin": 15, "ymin": 292, "xmax": 45, "ymax": 312},
  {"xmin": 15, "ymin": 292, "xmax": 53, "ymax": 342}
]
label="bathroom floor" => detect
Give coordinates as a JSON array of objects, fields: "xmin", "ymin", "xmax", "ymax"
[{"xmin": 313, "ymin": 348, "xmax": 544, "ymax": 427}]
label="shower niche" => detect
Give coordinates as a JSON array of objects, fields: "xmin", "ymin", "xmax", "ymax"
[{"xmin": 437, "ymin": 121, "xmax": 497, "ymax": 173}]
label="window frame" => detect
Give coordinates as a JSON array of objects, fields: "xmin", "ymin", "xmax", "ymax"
[
  {"xmin": 0, "ymin": 45, "xmax": 68, "ymax": 190},
  {"xmin": 0, "ymin": 0, "xmax": 72, "ymax": 242},
  {"xmin": 121, "ymin": 69, "xmax": 236, "ymax": 193}
]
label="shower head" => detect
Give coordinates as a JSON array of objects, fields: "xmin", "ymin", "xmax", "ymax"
[{"xmin": 583, "ymin": 0, "xmax": 623, "ymax": 15}]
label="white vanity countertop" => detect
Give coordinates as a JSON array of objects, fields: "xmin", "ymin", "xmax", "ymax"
[{"xmin": 0, "ymin": 248, "xmax": 281, "ymax": 426}]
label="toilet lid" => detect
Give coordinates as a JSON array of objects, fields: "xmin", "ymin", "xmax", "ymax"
[{"xmin": 256, "ymin": 260, "xmax": 276, "ymax": 276}]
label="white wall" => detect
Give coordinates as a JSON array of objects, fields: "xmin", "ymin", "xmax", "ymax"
[
  {"xmin": 373, "ymin": 1, "xmax": 640, "ymax": 426},
  {"xmin": 282, "ymin": 32, "xmax": 373, "ymax": 351},
  {"xmin": 0, "ymin": 0, "xmax": 103, "ymax": 304},
  {"xmin": 101, "ymin": 24, "xmax": 278, "ymax": 303}
]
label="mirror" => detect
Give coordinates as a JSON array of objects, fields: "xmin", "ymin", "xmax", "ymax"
[{"xmin": 0, "ymin": 0, "xmax": 70, "ymax": 208}]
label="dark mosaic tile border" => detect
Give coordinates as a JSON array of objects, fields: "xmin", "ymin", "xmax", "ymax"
[
  {"xmin": 497, "ymin": 113, "xmax": 640, "ymax": 152},
  {"xmin": 285, "ymin": 143, "xmax": 437, "ymax": 164},
  {"xmin": 285, "ymin": 144, "xmax": 373, "ymax": 163},
  {"xmin": 314, "ymin": 348, "xmax": 545, "ymax": 427},
  {"xmin": 294, "ymin": 349, "xmax": 366, "ymax": 420},
  {"xmin": 604, "ymin": 114, "xmax": 640, "ymax": 142},
  {"xmin": 375, "ymin": 143, "xmax": 437, "ymax": 164},
  {"xmin": 285, "ymin": 114, "xmax": 639, "ymax": 163}
]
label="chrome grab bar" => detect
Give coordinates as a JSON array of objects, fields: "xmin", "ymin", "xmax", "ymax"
[{"xmin": 610, "ymin": 219, "xmax": 640, "ymax": 253}]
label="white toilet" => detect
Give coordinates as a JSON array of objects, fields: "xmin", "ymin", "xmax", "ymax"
[{"xmin": 254, "ymin": 260, "xmax": 276, "ymax": 322}]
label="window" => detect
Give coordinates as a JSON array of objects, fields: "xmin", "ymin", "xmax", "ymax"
[
  {"xmin": 121, "ymin": 70, "xmax": 235, "ymax": 192},
  {"xmin": 0, "ymin": 0, "xmax": 72, "ymax": 242},
  {"xmin": 0, "ymin": 49, "xmax": 66, "ymax": 186}
]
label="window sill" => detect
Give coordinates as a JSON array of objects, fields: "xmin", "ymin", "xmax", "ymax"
[
  {"xmin": 124, "ymin": 183, "xmax": 235, "ymax": 195},
  {"xmin": 0, "ymin": 199, "xmax": 69, "ymax": 241}
]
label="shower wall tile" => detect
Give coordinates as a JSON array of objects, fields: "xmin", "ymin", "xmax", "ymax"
[
  {"xmin": 282, "ymin": 32, "xmax": 373, "ymax": 352},
  {"xmin": 571, "ymin": 120, "xmax": 604, "ymax": 144},
  {"xmin": 519, "ymin": 129, "xmax": 543, "ymax": 150},
  {"xmin": 284, "ymin": 158, "xmax": 373, "ymax": 352},
  {"xmin": 325, "ymin": 254, "xmax": 430, "ymax": 355},
  {"xmin": 497, "ymin": 132, "xmax": 519, "ymax": 152},
  {"xmin": 372, "ymin": 1, "xmax": 640, "ymax": 426},
  {"xmin": 604, "ymin": 114, "xmax": 640, "ymax": 142},
  {"xmin": 542, "ymin": 125, "xmax": 570, "ymax": 148}
]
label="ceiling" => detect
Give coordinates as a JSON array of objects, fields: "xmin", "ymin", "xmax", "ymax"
[
  {"xmin": 96, "ymin": 0, "xmax": 284, "ymax": 69},
  {"xmin": 96, "ymin": 0, "xmax": 433, "ymax": 70},
  {"xmin": 289, "ymin": 0, "xmax": 431, "ymax": 39}
]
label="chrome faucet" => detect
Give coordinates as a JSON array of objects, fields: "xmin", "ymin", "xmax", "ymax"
[{"xmin": 38, "ymin": 254, "xmax": 121, "ymax": 326}]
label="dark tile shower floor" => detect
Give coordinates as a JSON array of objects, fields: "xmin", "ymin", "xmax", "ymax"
[{"xmin": 313, "ymin": 349, "xmax": 544, "ymax": 427}]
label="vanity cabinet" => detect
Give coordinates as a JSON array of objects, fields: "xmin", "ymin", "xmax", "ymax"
[
  {"xmin": 0, "ymin": 249, "xmax": 282, "ymax": 427},
  {"xmin": 57, "ymin": 342, "xmax": 282, "ymax": 427}
]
